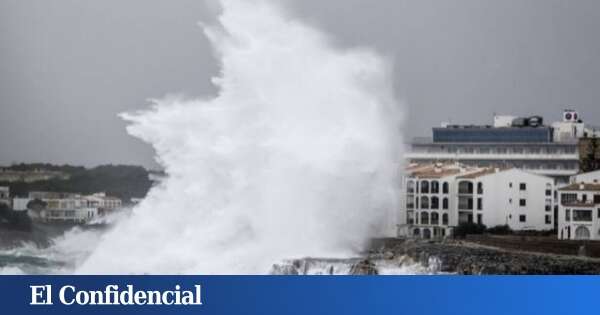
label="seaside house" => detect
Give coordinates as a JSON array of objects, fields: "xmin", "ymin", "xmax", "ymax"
[
  {"xmin": 24, "ymin": 191, "xmax": 121, "ymax": 224},
  {"xmin": 557, "ymin": 183, "xmax": 600, "ymax": 240}
]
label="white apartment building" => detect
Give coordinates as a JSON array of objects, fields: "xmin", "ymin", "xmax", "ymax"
[
  {"xmin": 473, "ymin": 168, "xmax": 555, "ymax": 231},
  {"xmin": 398, "ymin": 164, "xmax": 555, "ymax": 238},
  {"xmin": 557, "ymin": 183, "xmax": 600, "ymax": 240}
]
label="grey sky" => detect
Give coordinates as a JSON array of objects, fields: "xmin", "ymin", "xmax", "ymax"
[{"xmin": 1, "ymin": 0, "xmax": 600, "ymax": 168}]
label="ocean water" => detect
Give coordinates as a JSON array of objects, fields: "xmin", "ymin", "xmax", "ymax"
[
  {"xmin": 0, "ymin": 226, "xmax": 438, "ymax": 275},
  {"xmin": 1, "ymin": 0, "xmax": 407, "ymax": 275}
]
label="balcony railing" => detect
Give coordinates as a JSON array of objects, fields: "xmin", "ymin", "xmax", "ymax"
[{"xmin": 405, "ymin": 152, "xmax": 578, "ymax": 161}]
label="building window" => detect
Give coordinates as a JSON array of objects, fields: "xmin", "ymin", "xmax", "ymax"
[
  {"xmin": 421, "ymin": 212, "xmax": 429, "ymax": 225},
  {"xmin": 458, "ymin": 196, "xmax": 473, "ymax": 210},
  {"xmin": 431, "ymin": 181, "xmax": 439, "ymax": 194},
  {"xmin": 431, "ymin": 197, "xmax": 439, "ymax": 209},
  {"xmin": 566, "ymin": 209, "xmax": 571, "ymax": 222},
  {"xmin": 561, "ymin": 193, "xmax": 577, "ymax": 204},
  {"xmin": 575, "ymin": 226, "xmax": 591, "ymax": 240},
  {"xmin": 407, "ymin": 181, "xmax": 415, "ymax": 194},
  {"xmin": 509, "ymin": 182, "xmax": 513, "ymax": 188},
  {"xmin": 545, "ymin": 189, "xmax": 552, "ymax": 196},
  {"xmin": 442, "ymin": 213, "xmax": 449, "ymax": 225},
  {"xmin": 421, "ymin": 181, "xmax": 430, "ymax": 194},
  {"xmin": 458, "ymin": 181, "xmax": 474, "ymax": 194},
  {"xmin": 573, "ymin": 210, "xmax": 593, "ymax": 222},
  {"xmin": 431, "ymin": 212, "xmax": 439, "ymax": 225},
  {"xmin": 477, "ymin": 182, "xmax": 483, "ymax": 194},
  {"xmin": 442, "ymin": 182, "xmax": 449, "ymax": 194},
  {"xmin": 519, "ymin": 183, "xmax": 527, "ymax": 191},
  {"xmin": 442, "ymin": 198, "xmax": 449, "ymax": 210},
  {"xmin": 406, "ymin": 198, "xmax": 415, "ymax": 210},
  {"xmin": 477, "ymin": 214, "xmax": 482, "ymax": 224},
  {"xmin": 519, "ymin": 215, "xmax": 526, "ymax": 222},
  {"xmin": 421, "ymin": 196, "xmax": 429, "ymax": 209},
  {"xmin": 477, "ymin": 198, "xmax": 483, "ymax": 210},
  {"xmin": 407, "ymin": 212, "xmax": 415, "ymax": 225},
  {"xmin": 595, "ymin": 195, "xmax": 600, "ymax": 204},
  {"xmin": 545, "ymin": 215, "xmax": 551, "ymax": 224},
  {"xmin": 519, "ymin": 199, "xmax": 527, "ymax": 207},
  {"xmin": 597, "ymin": 208, "xmax": 600, "ymax": 219}
]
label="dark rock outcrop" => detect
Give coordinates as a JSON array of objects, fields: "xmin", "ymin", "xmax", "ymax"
[
  {"xmin": 370, "ymin": 238, "xmax": 600, "ymax": 275},
  {"xmin": 349, "ymin": 259, "xmax": 378, "ymax": 275}
]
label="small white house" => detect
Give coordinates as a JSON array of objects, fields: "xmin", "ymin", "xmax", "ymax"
[{"xmin": 557, "ymin": 183, "xmax": 600, "ymax": 240}]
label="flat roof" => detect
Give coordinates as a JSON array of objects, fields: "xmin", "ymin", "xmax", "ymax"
[
  {"xmin": 457, "ymin": 168, "xmax": 510, "ymax": 179},
  {"xmin": 411, "ymin": 138, "xmax": 578, "ymax": 146}
]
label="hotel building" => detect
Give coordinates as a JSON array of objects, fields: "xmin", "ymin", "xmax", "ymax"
[{"xmin": 406, "ymin": 110, "xmax": 600, "ymax": 184}]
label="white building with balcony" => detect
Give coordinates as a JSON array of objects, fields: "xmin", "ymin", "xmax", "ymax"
[
  {"xmin": 557, "ymin": 183, "xmax": 600, "ymax": 240},
  {"xmin": 398, "ymin": 164, "xmax": 556, "ymax": 238}
]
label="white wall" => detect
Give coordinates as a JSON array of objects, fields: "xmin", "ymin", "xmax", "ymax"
[
  {"xmin": 572, "ymin": 170, "xmax": 600, "ymax": 184},
  {"xmin": 479, "ymin": 169, "xmax": 554, "ymax": 231},
  {"xmin": 12, "ymin": 198, "xmax": 31, "ymax": 212}
]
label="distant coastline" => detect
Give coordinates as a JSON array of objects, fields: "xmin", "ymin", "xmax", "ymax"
[{"xmin": 0, "ymin": 163, "xmax": 158, "ymax": 203}]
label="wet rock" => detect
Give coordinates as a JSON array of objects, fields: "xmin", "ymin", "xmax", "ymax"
[
  {"xmin": 349, "ymin": 259, "xmax": 379, "ymax": 275},
  {"xmin": 369, "ymin": 238, "xmax": 600, "ymax": 275},
  {"xmin": 383, "ymin": 251, "xmax": 395, "ymax": 260}
]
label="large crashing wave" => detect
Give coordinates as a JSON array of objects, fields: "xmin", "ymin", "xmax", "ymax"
[{"xmin": 78, "ymin": 0, "xmax": 404, "ymax": 274}]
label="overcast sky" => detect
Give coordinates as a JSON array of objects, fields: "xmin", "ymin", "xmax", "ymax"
[{"xmin": 2, "ymin": 0, "xmax": 600, "ymax": 168}]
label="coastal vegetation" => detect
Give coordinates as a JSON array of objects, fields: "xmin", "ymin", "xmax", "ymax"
[
  {"xmin": 0, "ymin": 204, "xmax": 31, "ymax": 231},
  {"xmin": 0, "ymin": 164, "xmax": 156, "ymax": 202}
]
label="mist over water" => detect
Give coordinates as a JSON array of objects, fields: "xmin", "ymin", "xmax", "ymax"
[{"xmin": 77, "ymin": 0, "xmax": 404, "ymax": 274}]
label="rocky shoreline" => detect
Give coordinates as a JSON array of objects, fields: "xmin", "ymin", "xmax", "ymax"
[{"xmin": 368, "ymin": 238, "xmax": 600, "ymax": 275}]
